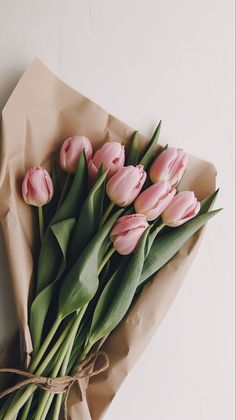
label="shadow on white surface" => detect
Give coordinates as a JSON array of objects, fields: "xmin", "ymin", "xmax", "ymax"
[{"xmin": 0, "ymin": 69, "xmax": 24, "ymax": 112}]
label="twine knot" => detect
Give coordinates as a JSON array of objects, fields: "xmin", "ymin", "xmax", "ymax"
[{"xmin": 0, "ymin": 351, "xmax": 109, "ymax": 419}]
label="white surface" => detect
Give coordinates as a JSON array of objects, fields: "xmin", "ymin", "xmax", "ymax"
[{"xmin": 0, "ymin": 1, "xmax": 235, "ymax": 419}]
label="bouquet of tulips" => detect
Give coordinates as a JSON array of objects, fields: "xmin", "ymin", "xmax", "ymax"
[{"xmin": 0, "ymin": 123, "xmax": 220, "ymax": 420}]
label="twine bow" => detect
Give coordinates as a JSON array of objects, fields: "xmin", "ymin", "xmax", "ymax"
[{"xmin": 0, "ymin": 351, "xmax": 109, "ymax": 419}]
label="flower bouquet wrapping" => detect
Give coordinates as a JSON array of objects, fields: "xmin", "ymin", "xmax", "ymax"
[{"xmin": 0, "ymin": 59, "xmax": 219, "ymax": 420}]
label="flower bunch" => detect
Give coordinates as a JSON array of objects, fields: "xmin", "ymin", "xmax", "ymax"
[{"xmin": 0, "ymin": 124, "xmax": 220, "ymax": 420}]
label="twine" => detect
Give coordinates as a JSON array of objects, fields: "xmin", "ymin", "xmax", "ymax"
[{"xmin": 0, "ymin": 351, "xmax": 109, "ymax": 419}]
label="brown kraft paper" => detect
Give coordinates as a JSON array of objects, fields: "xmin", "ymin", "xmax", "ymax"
[{"xmin": 0, "ymin": 59, "xmax": 216, "ymax": 419}]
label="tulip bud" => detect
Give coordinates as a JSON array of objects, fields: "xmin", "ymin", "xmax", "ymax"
[
  {"xmin": 162, "ymin": 191, "xmax": 200, "ymax": 227},
  {"xmin": 60, "ymin": 135, "xmax": 93, "ymax": 174},
  {"xmin": 149, "ymin": 148, "xmax": 188, "ymax": 187},
  {"xmin": 106, "ymin": 165, "xmax": 147, "ymax": 207},
  {"xmin": 134, "ymin": 181, "xmax": 176, "ymax": 221},
  {"xmin": 110, "ymin": 214, "xmax": 149, "ymax": 255},
  {"xmin": 22, "ymin": 166, "xmax": 53, "ymax": 207},
  {"xmin": 88, "ymin": 141, "xmax": 125, "ymax": 183}
]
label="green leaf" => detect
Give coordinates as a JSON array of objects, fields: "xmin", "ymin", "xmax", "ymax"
[
  {"xmin": 126, "ymin": 131, "xmax": 140, "ymax": 165},
  {"xmin": 87, "ymin": 262, "xmax": 127, "ymax": 342},
  {"xmin": 58, "ymin": 209, "xmax": 123, "ymax": 319},
  {"xmin": 52, "ymin": 152, "xmax": 87, "ymax": 225},
  {"xmin": 36, "ymin": 153, "xmax": 87, "ymax": 294},
  {"xmin": 200, "ymin": 188, "xmax": 219, "ymax": 214},
  {"xmin": 139, "ymin": 121, "xmax": 162, "ymax": 169},
  {"xmin": 85, "ymin": 228, "xmax": 150, "ymax": 348},
  {"xmin": 30, "ymin": 218, "xmax": 76, "ymax": 352},
  {"xmin": 97, "ymin": 236, "xmax": 112, "ymax": 268},
  {"xmin": 139, "ymin": 209, "xmax": 221, "ymax": 289},
  {"xmin": 68, "ymin": 168, "xmax": 107, "ymax": 264},
  {"xmin": 145, "ymin": 219, "xmax": 165, "ymax": 257},
  {"xmin": 44, "ymin": 157, "xmax": 62, "ymax": 227}
]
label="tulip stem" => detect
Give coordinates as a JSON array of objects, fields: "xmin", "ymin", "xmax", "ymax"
[
  {"xmin": 57, "ymin": 173, "xmax": 71, "ymax": 209},
  {"xmin": 20, "ymin": 394, "xmax": 34, "ymax": 420},
  {"xmin": 100, "ymin": 202, "xmax": 114, "ymax": 226},
  {"xmin": 3, "ymin": 314, "xmax": 76, "ymax": 419},
  {"xmin": 38, "ymin": 206, "xmax": 44, "ymax": 241},
  {"xmin": 98, "ymin": 247, "xmax": 115, "ymax": 274},
  {"xmin": 52, "ymin": 344, "xmax": 72, "ymax": 420},
  {"xmin": 29, "ymin": 316, "xmax": 62, "ymax": 372},
  {"xmin": 33, "ymin": 307, "xmax": 87, "ymax": 420}
]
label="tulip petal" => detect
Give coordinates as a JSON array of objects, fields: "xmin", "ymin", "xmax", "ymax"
[
  {"xmin": 113, "ymin": 227, "xmax": 147, "ymax": 255},
  {"xmin": 111, "ymin": 214, "xmax": 148, "ymax": 238},
  {"xmin": 22, "ymin": 166, "xmax": 53, "ymax": 206},
  {"xmin": 92, "ymin": 142, "xmax": 125, "ymax": 179},
  {"xmin": 167, "ymin": 201, "xmax": 201, "ymax": 227},
  {"xmin": 149, "ymin": 147, "xmax": 188, "ymax": 187},
  {"xmin": 60, "ymin": 136, "xmax": 93, "ymax": 174},
  {"xmin": 145, "ymin": 189, "xmax": 176, "ymax": 221},
  {"xmin": 150, "ymin": 148, "xmax": 177, "ymax": 183},
  {"xmin": 162, "ymin": 191, "xmax": 196, "ymax": 223},
  {"xmin": 106, "ymin": 165, "xmax": 146, "ymax": 207},
  {"xmin": 110, "ymin": 213, "xmax": 149, "ymax": 255}
]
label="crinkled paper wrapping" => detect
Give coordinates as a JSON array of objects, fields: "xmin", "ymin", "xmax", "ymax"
[{"xmin": 0, "ymin": 59, "xmax": 216, "ymax": 419}]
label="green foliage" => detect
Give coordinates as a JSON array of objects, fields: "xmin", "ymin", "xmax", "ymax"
[
  {"xmin": 30, "ymin": 153, "xmax": 87, "ymax": 352},
  {"xmin": 139, "ymin": 120, "xmax": 162, "ymax": 169},
  {"xmin": 43, "ymin": 156, "xmax": 62, "ymax": 227},
  {"xmin": 68, "ymin": 168, "xmax": 107, "ymax": 264},
  {"xmin": 58, "ymin": 209, "xmax": 123, "ymax": 319},
  {"xmin": 36, "ymin": 153, "xmax": 87, "ymax": 294},
  {"xmin": 51, "ymin": 151, "xmax": 87, "ymax": 225},
  {"xmin": 30, "ymin": 218, "xmax": 76, "ymax": 352},
  {"xmin": 200, "ymin": 188, "xmax": 219, "ymax": 214},
  {"xmin": 84, "ymin": 228, "xmax": 150, "ymax": 349},
  {"xmin": 126, "ymin": 131, "xmax": 141, "ymax": 165},
  {"xmin": 139, "ymin": 208, "xmax": 221, "ymax": 288}
]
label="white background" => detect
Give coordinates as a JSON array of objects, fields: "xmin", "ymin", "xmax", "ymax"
[{"xmin": 0, "ymin": 1, "xmax": 235, "ymax": 419}]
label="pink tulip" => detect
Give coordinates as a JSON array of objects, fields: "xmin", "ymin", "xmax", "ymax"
[
  {"xmin": 161, "ymin": 191, "xmax": 200, "ymax": 227},
  {"xmin": 149, "ymin": 148, "xmax": 188, "ymax": 187},
  {"xmin": 88, "ymin": 142, "xmax": 125, "ymax": 183},
  {"xmin": 106, "ymin": 165, "xmax": 147, "ymax": 207},
  {"xmin": 22, "ymin": 166, "xmax": 53, "ymax": 206},
  {"xmin": 60, "ymin": 135, "xmax": 93, "ymax": 174},
  {"xmin": 110, "ymin": 214, "xmax": 149, "ymax": 255},
  {"xmin": 134, "ymin": 181, "xmax": 176, "ymax": 221}
]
